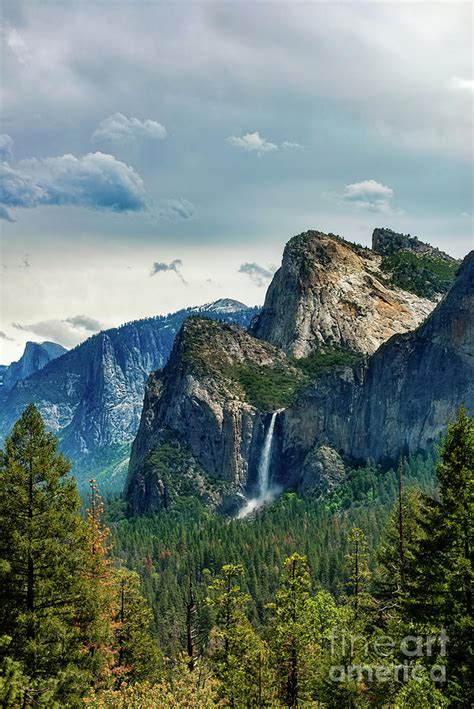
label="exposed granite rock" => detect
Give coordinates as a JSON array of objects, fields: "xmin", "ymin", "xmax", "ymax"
[
  {"xmin": 299, "ymin": 445, "xmax": 345, "ymax": 496},
  {"xmin": 0, "ymin": 301, "xmax": 258, "ymax": 489},
  {"xmin": 125, "ymin": 318, "xmax": 298, "ymax": 514},
  {"xmin": 2, "ymin": 341, "xmax": 67, "ymax": 391},
  {"xmin": 251, "ymin": 230, "xmax": 435, "ymax": 357},
  {"xmin": 282, "ymin": 251, "xmax": 474, "ymax": 481}
]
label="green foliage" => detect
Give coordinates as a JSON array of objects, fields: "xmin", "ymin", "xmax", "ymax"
[
  {"xmin": 71, "ymin": 444, "xmax": 131, "ymax": 496},
  {"xmin": 231, "ymin": 361, "xmax": 308, "ymax": 410},
  {"xmin": 0, "ymin": 404, "xmax": 88, "ymax": 702},
  {"xmin": 2, "ymin": 406, "xmax": 471, "ymax": 707},
  {"xmin": 145, "ymin": 438, "xmax": 233, "ymax": 509},
  {"xmin": 293, "ymin": 345, "xmax": 360, "ymax": 379},
  {"xmin": 380, "ymin": 251, "xmax": 458, "ymax": 298},
  {"xmin": 403, "ymin": 408, "xmax": 474, "ymax": 704},
  {"xmin": 270, "ymin": 553, "xmax": 312, "ymax": 705}
]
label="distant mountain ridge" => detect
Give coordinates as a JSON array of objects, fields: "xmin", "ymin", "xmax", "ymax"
[
  {"xmin": 0, "ymin": 299, "xmax": 258, "ymax": 490},
  {"xmin": 2, "ymin": 341, "xmax": 67, "ymax": 391}
]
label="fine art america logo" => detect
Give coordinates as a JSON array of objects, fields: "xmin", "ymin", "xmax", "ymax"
[{"xmin": 329, "ymin": 630, "xmax": 448, "ymax": 684}]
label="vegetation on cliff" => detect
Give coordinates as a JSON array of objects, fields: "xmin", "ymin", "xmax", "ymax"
[{"xmin": 380, "ymin": 251, "xmax": 459, "ymax": 298}]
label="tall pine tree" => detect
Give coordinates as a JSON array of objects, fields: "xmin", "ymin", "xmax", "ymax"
[{"xmin": 0, "ymin": 404, "xmax": 87, "ymax": 703}]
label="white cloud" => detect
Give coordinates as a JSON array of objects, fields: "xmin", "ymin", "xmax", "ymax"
[
  {"xmin": 3, "ymin": 26, "xmax": 31, "ymax": 65},
  {"xmin": 450, "ymin": 77, "xmax": 474, "ymax": 92},
  {"xmin": 92, "ymin": 112, "xmax": 167, "ymax": 146},
  {"xmin": 325, "ymin": 179, "xmax": 397, "ymax": 214},
  {"xmin": 227, "ymin": 131, "xmax": 302, "ymax": 156},
  {"xmin": 227, "ymin": 131, "xmax": 277, "ymax": 155},
  {"xmin": 0, "ymin": 151, "xmax": 148, "ymax": 221}
]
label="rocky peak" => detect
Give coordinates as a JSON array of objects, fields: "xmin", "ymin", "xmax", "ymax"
[
  {"xmin": 251, "ymin": 229, "xmax": 436, "ymax": 357},
  {"xmin": 125, "ymin": 317, "xmax": 303, "ymax": 515},
  {"xmin": 282, "ymin": 250, "xmax": 473, "ymax": 487},
  {"xmin": 372, "ymin": 227, "xmax": 455, "ymax": 261},
  {"xmin": 2, "ymin": 340, "xmax": 67, "ymax": 391}
]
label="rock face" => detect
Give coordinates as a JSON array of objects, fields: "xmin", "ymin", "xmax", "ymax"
[
  {"xmin": 372, "ymin": 227, "xmax": 455, "ymax": 261},
  {"xmin": 2, "ymin": 341, "xmax": 67, "ymax": 391},
  {"xmin": 126, "ymin": 317, "xmax": 301, "ymax": 515},
  {"xmin": 281, "ymin": 250, "xmax": 474, "ymax": 487},
  {"xmin": 250, "ymin": 231, "xmax": 436, "ymax": 357},
  {"xmin": 0, "ymin": 301, "xmax": 258, "ymax": 487}
]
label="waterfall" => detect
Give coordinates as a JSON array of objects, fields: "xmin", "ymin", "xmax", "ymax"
[
  {"xmin": 237, "ymin": 409, "xmax": 282, "ymax": 519},
  {"xmin": 256, "ymin": 410, "xmax": 278, "ymax": 500}
]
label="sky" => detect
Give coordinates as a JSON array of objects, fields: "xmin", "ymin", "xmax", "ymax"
[{"xmin": 0, "ymin": 0, "xmax": 472, "ymax": 364}]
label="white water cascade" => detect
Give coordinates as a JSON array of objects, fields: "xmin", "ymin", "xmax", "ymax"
[{"xmin": 237, "ymin": 410, "xmax": 282, "ymax": 519}]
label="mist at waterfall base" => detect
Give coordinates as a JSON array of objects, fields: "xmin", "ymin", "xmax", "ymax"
[{"xmin": 237, "ymin": 411, "xmax": 282, "ymax": 519}]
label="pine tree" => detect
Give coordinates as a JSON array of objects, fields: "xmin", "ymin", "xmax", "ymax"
[
  {"xmin": 405, "ymin": 408, "xmax": 474, "ymax": 704},
  {"xmin": 207, "ymin": 563, "xmax": 271, "ymax": 706},
  {"xmin": 270, "ymin": 553, "xmax": 312, "ymax": 707},
  {"xmin": 345, "ymin": 527, "xmax": 371, "ymax": 621},
  {"xmin": 113, "ymin": 568, "xmax": 162, "ymax": 683},
  {"xmin": 0, "ymin": 404, "xmax": 87, "ymax": 703}
]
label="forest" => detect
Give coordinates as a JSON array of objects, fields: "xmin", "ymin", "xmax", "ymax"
[{"xmin": 0, "ymin": 404, "xmax": 472, "ymax": 707}]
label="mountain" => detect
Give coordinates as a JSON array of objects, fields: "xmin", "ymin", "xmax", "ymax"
[
  {"xmin": 281, "ymin": 250, "xmax": 473, "ymax": 494},
  {"xmin": 126, "ymin": 229, "xmax": 466, "ymax": 515},
  {"xmin": 0, "ymin": 300, "xmax": 258, "ymax": 490},
  {"xmin": 372, "ymin": 227, "xmax": 460, "ymax": 299},
  {"xmin": 1, "ymin": 341, "xmax": 67, "ymax": 391},
  {"xmin": 250, "ymin": 230, "xmax": 439, "ymax": 357},
  {"xmin": 126, "ymin": 317, "xmax": 304, "ymax": 515}
]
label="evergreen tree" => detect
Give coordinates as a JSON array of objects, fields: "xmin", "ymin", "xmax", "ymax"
[
  {"xmin": 207, "ymin": 563, "xmax": 272, "ymax": 706},
  {"xmin": 405, "ymin": 408, "xmax": 474, "ymax": 704},
  {"xmin": 0, "ymin": 404, "xmax": 87, "ymax": 704},
  {"xmin": 270, "ymin": 553, "xmax": 312, "ymax": 706},
  {"xmin": 113, "ymin": 568, "xmax": 162, "ymax": 683},
  {"xmin": 345, "ymin": 527, "xmax": 371, "ymax": 621}
]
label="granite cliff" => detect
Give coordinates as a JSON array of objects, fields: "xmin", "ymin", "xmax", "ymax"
[
  {"xmin": 1, "ymin": 341, "xmax": 67, "ymax": 391},
  {"xmin": 0, "ymin": 300, "xmax": 257, "ymax": 490},
  {"xmin": 126, "ymin": 230, "xmax": 468, "ymax": 514},
  {"xmin": 282, "ymin": 250, "xmax": 473, "ymax": 493},
  {"xmin": 251, "ymin": 230, "xmax": 450, "ymax": 357},
  {"xmin": 126, "ymin": 317, "xmax": 303, "ymax": 514}
]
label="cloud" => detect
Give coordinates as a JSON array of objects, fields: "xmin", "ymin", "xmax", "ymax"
[
  {"xmin": 324, "ymin": 179, "xmax": 397, "ymax": 214},
  {"xmin": 2, "ymin": 26, "xmax": 30, "ymax": 65},
  {"xmin": 150, "ymin": 258, "xmax": 187, "ymax": 284},
  {"xmin": 92, "ymin": 112, "xmax": 167, "ymax": 146},
  {"xmin": 227, "ymin": 131, "xmax": 302, "ymax": 156},
  {"xmin": 0, "ymin": 134, "xmax": 14, "ymax": 162},
  {"xmin": 450, "ymin": 77, "xmax": 474, "ymax": 92},
  {"xmin": 64, "ymin": 315, "xmax": 104, "ymax": 331},
  {"xmin": 0, "ymin": 151, "xmax": 148, "ymax": 220},
  {"xmin": 11, "ymin": 314, "xmax": 104, "ymax": 347},
  {"xmin": 227, "ymin": 132, "xmax": 278, "ymax": 155},
  {"xmin": 0, "ymin": 331, "xmax": 14, "ymax": 341},
  {"xmin": 157, "ymin": 198, "xmax": 195, "ymax": 221},
  {"xmin": 0, "ymin": 205, "xmax": 15, "ymax": 222},
  {"xmin": 239, "ymin": 262, "xmax": 276, "ymax": 286}
]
